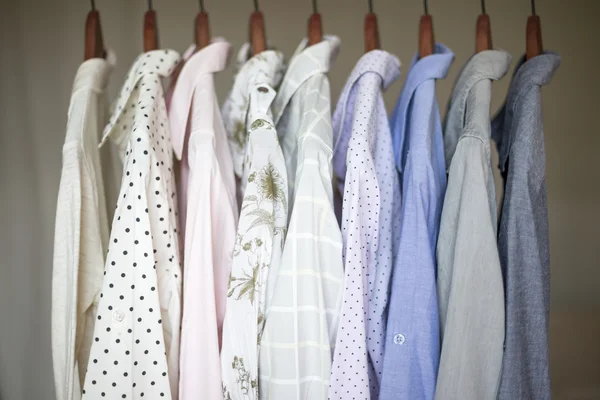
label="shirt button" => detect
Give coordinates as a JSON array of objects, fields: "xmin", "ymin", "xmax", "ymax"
[
  {"xmin": 393, "ymin": 333, "xmax": 406, "ymax": 345},
  {"xmin": 113, "ymin": 310, "xmax": 125, "ymax": 322}
]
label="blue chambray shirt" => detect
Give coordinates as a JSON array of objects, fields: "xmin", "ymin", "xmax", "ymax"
[
  {"xmin": 380, "ymin": 43, "xmax": 454, "ymax": 400},
  {"xmin": 492, "ymin": 52, "xmax": 560, "ymax": 400}
]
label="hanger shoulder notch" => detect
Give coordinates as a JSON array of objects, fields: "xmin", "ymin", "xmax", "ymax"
[
  {"xmin": 249, "ymin": 11, "xmax": 266, "ymax": 55},
  {"xmin": 84, "ymin": 10, "xmax": 105, "ymax": 60},
  {"xmin": 419, "ymin": 14, "xmax": 435, "ymax": 58},
  {"xmin": 475, "ymin": 13, "xmax": 492, "ymax": 53},
  {"xmin": 195, "ymin": 11, "xmax": 210, "ymax": 49},
  {"xmin": 364, "ymin": 13, "xmax": 380, "ymax": 52},
  {"xmin": 144, "ymin": 9, "xmax": 159, "ymax": 52},
  {"xmin": 526, "ymin": 15, "xmax": 543, "ymax": 60},
  {"xmin": 308, "ymin": 13, "xmax": 323, "ymax": 46}
]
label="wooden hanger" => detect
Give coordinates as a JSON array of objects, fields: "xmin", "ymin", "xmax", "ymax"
[
  {"xmin": 308, "ymin": 0, "xmax": 323, "ymax": 46},
  {"xmin": 419, "ymin": 0, "xmax": 435, "ymax": 58},
  {"xmin": 84, "ymin": 0, "xmax": 105, "ymax": 60},
  {"xmin": 195, "ymin": 0, "xmax": 210, "ymax": 50},
  {"xmin": 526, "ymin": 0, "xmax": 543, "ymax": 60},
  {"xmin": 249, "ymin": 0, "xmax": 266, "ymax": 55},
  {"xmin": 475, "ymin": 0, "xmax": 492, "ymax": 53},
  {"xmin": 364, "ymin": 0, "xmax": 380, "ymax": 52},
  {"xmin": 143, "ymin": 0, "xmax": 159, "ymax": 52}
]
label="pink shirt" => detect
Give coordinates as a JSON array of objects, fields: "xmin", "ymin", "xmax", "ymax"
[{"xmin": 168, "ymin": 39, "xmax": 238, "ymax": 400}]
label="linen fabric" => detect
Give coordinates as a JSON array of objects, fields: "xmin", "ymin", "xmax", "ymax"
[
  {"xmin": 258, "ymin": 36, "xmax": 344, "ymax": 400},
  {"xmin": 168, "ymin": 39, "xmax": 237, "ymax": 400},
  {"xmin": 220, "ymin": 49, "xmax": 287, "ymax": 400},
  {"xmin": 52, "ymin": 51, "xmax": 120, "ymax": 400},
  {"xmin": 492, "ymin": 52, "xmax": 560, "ymax": 400},
  {"xmin": 329, "ymin": 50, "xmax": 401, "ymax": 400},
  {"xmin": 435, "ymin": 49, "xmax": 511, "ymax": 400},
  {"xmin": 380, "ymin": 43, "xmax": 454, "ymax": 400},
  {"xmin": 81, "ymin": 49, "xmax": 183, "ymax": 400}
]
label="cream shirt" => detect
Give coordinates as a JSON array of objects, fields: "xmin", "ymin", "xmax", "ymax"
[{"xmin": 52, "ymin": 52, "xmax": 120, "ymax": 400}]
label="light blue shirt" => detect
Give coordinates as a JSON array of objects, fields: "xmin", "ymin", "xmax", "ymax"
[{"xmin": 380, "ymin": 44, "xmax": 454, "ymax": 400}]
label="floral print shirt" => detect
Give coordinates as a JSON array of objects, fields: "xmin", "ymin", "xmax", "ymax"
[{"xmin": 220, "ymin": 49, "xmax": 288, "ymax": 400}]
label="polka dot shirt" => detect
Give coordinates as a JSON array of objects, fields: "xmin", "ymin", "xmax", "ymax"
[
  {"xmin": 82, "ymin": 50, "xmax": 182, "ymax": 400},
  {"xmin": 330, "ymin": 50, "xmax": 401, "ymax": 400}
]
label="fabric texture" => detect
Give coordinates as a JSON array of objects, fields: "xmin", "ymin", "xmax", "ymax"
[
  {"xmin": 81, "ymin": 49, "xmax": 183, "ymax": 400},
  {"xmin": 380, "ymin": 43, "xmax": 454, "ymax": 400},
  {"xmin": 258, "ymin": 36, "xmax": 344, "ymax": 400},
  {"xmin": 492, "ymin": 52, "xmax": 560, "ymax": 400},
  {"xmin": 435, "ymin": 49, "xmax": 511, "ymax": 400},
  {"xmin": 220, "ymin": 49, "xmax": 287, "ymax": 400},
  {"xmin": 52, "ymin": 52, "xmax": 120, "ymax": 400},
  {"xmin": 168, "ymin": 40, "xmax": 237, "ymax": 400},
  {"xmin": 329, "ymin": 50, "xmax": 401, "ymax": 400}
]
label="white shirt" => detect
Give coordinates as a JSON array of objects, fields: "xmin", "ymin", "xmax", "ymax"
[
  {"xmin": 168, "ymin": 40, "xmax": 238, "ymax": 400},
  {"xmin": 52, "ymin": 52, "xmax": 120, "ymax": 400},
  {"xmin": 258, "ymin": 36, "xmax": 344, "ymax": 400},
  {"xmin": 81, "ymin": 49, "xmax": 183, "ymax": 400},
  {"xmin": 220, "ymin": 47, "xmax": 287, "ymax": 400}
]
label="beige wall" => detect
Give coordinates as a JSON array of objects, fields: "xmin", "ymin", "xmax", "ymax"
[{"xmin": 0, "ymin": 0, "xmax": 598, "ymax": 398}]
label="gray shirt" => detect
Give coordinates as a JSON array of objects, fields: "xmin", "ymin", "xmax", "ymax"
[
  {"xmin": 492, "ymin": 52, "xmax": 560, "ymax": 400},
  {"xmin": 435, "ymin": 50, "xmax": 511, "ymax": 400}
]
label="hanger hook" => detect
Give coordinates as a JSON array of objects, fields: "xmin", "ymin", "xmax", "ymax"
[
  {"xmin": 530, "ymin": 0, "xmax": 536, "ymax": 15},
  {"xmin": 199, "ymin": 0, "xmax": 205, "ymax": 12},
  {"xmin": 91, "ymin": 0, "xmax": 96, "ymax": 11},
  {"xmin": 480, "ymin": 0, "xmax": 486, "ymax": 15},
  {"xmin": 368, "ymin": 0, "xmax": 374, "ymax": 14},
  {"xmin": 423, "ymin": 0, "xmax": 429, "ymax": 15},
  {"xmin": 312, "ymin": 0, "xmax": 318, "ymax": 14},
  {"xmin": 253, "ymin": 0, "xmax": 259, "ymax": 12}
]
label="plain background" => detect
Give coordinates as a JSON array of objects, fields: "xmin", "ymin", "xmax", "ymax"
[{"xmin": 0, "ymin": 0, "xmax": 598, "ymax": 399}]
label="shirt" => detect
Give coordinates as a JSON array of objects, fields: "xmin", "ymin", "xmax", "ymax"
[
  {"xmin": 435, "ymin": 49, "xmax": 511, "ymax": 400},
  {"xmin": 258, "ymin": 36, "xmax": 344, "ymax": 400},
  {"xmin": 168, "ymin": 40, "xmax": 237, "ymax": 400},
  {"xmin": 52, "ymin": 51, "xmax": 119, "ymax": 400},
  {"xmin": 491, "ymin": 52, "xmax": 560, "ymax": 400},
  {"xmin": 380, "ymin": 43, "xmax": 454, "ymax": 400},
  {"xmin": 220, "ymin": 49, "xmax": 287, "ymax": 400},
  {"xmin": 222, "ymin": 45, "xmax": 286, "ymax": 203},
  {"xmin": 330, "ymin": 50, "xmax": 401, "ymax": 400},
  {"xmin": 81, "ymin": 49, "xmax": 183, "ymax": 400}
]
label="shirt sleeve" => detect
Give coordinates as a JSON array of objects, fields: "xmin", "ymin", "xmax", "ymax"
[
  {"xmin": 435, "ymin": 136, "xmax": 504, "ymax": 400},
  {"xmin": 52, "ymin": 142, "xmax": 83, "ymax": 400}
]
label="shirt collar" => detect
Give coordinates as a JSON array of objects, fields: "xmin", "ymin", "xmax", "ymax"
[
  {"xmin": 99, "ymin": 49, "xmax": 181, "ymax": 147},
  {"xmin": 334, "ymin": 50, "xmax": 401, "ymax": 146},
  {"xmin": 443, "ymin": 49, "xmax": 512, "ymax": 165},
  {"xmin": 223, "ymin": 47, "xmax": 285, "ymax": 178},
  {"xmin": 346, "ymin": 50, "xmax": 401, "ymax": 92},
  {"xmin": 168, "ymin": 39, "xmax": 232, "ymax": 160},
  {"xmin": 72, "ymin": 49, "xmax": 116, "ymax": 94},
  {"xmin": 491, "ymin": 51, "xmax": 560, "ymax": 171},
  {"xmin": 391, "ymin": 43, "xmax": 454, "ymax": 172},
  {"xmin": 271, "ymin": 35, "xmax": 340, "ymax": 123}
]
